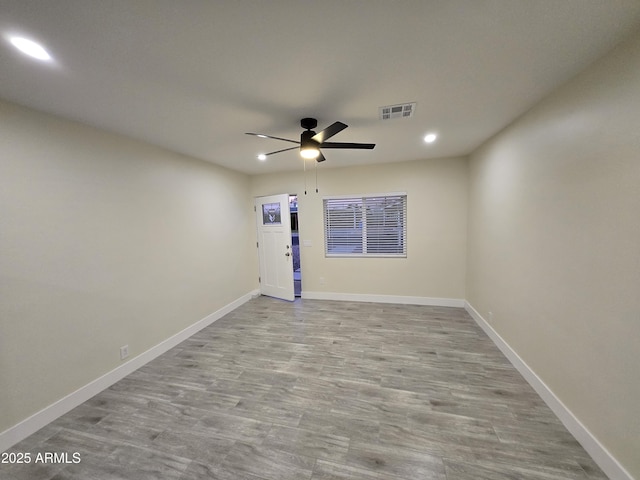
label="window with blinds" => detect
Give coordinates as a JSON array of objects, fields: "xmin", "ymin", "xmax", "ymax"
[{"xmin": 323, "ymin": 194, "xmax": 407, "ymax": 257}]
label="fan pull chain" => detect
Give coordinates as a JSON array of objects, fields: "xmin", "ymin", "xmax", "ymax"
[
  {"xmin": 303, "ymin": 158, "xmax": 307, "ymax": 195},
  {"xmin": 315, "ymin": 160, "xmax": 318, "ymax": 193}
]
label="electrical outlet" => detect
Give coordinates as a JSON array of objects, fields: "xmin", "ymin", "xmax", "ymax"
[{"xmin": 120, "ymin": 345, "xmax": 129, "ymax": 360}]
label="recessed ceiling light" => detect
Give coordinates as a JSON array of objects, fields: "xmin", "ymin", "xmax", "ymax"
[
  {"xmin": 257, "ymin": 154, "xmax": 267, "ymax": 161},
  {"xmin": 424, "ymin": 132, "xmax": 438, "ymax": 144},
  {"xmin": 9, "ymin": 36, "xmax": 52, "ymax": 61}
]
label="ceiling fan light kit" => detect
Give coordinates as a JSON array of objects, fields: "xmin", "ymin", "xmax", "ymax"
[
  {"xmin": 300, "ymin": 145, "xmax": 320, "ymax": 159},
  {"xmin": 246, "ymin": 117, "xmax": 375, "ymax": 164},
  {"xmin": 299, "ymin": 128, "xmax": 321, "ymax": 159}
]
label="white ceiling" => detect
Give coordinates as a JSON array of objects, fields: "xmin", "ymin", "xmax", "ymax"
[{"xmin": 2, "ymin": 1, "xmax": 640, "ymax": 175}]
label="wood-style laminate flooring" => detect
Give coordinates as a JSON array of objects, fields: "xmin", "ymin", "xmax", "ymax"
[{"xmin": 2, "ymin": 297, "xmax": 608, "ymax": 480}]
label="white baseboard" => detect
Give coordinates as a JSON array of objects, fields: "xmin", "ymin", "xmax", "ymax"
[
  {"xmin": 302, "ymin": 291, "xmax": 464, "ymax": 308},
  {"xmin": 0, "ymin": 289, "xmax": 260, "ymax": 454},
  {"xmin": 464, "ymin": 301, "xmax": 633, "ymax": 480}
]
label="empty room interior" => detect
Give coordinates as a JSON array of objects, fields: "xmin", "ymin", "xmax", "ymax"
[{"xmin": 1, "ymin": 2, "xmax": 639, "ymax": 480}]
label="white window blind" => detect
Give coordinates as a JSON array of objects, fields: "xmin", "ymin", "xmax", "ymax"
[{"xmin": 324, "ymin": 194, "xmax": 407, "ymax": 257}]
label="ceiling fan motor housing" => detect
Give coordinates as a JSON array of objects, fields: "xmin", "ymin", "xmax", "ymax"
[
  {"xmin": 300, "ymin": 130, "xmax": 321, "ymax": 160},
  {"xmin": 300, "ymin": 129, "xmax": 319, "ymax": 148}
]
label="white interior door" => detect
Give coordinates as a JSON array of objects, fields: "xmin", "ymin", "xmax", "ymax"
[{"xmin": 255, "ymin": 194, "xmax": 294, "ymax": 301}]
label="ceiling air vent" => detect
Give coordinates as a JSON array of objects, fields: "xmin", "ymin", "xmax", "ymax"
[{"xmin": 379, "ymin": 102, "xmax": 416, "ymax": 120}]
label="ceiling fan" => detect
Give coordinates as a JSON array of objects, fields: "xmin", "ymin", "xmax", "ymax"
[{"xmin": 246, "ymin": 117, "xmax": 375, "ymax": 162}]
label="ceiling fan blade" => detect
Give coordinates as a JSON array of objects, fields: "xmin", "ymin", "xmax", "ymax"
[
  {"xmin": 316, "ymin": 151, "xmax": 327, "ymax": 162},
  {"xmin": 245, "ymin": 133, "xmax": 299, "ymax": 144},
  {"xmin": 319, "ymin": 142, "xmax": 376, "ymax": 150},
  {"xmin": 311, "ymin": 121, "xmax": 348, "ymax": 144},
  {"xmin": 264, "ymin": 146, "xmax": 299, "ymax": 156}
]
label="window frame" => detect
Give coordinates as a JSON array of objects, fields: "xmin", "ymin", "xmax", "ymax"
[{"xmin": 323, "ymin": 192, "xmax": 407, "ymax": 258}]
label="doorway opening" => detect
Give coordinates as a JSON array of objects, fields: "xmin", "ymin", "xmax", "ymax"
[{"xmin": 290, "ymin": 195, "xmax": 302, "ymax": 297}]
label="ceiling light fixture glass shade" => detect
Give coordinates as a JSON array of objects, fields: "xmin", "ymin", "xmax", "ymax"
[
  {"xmin": 300, "ymin": 137, "xmax": 320, "ymax": 159},
  {"xmin": 300, "ymin": 146, "xmax": 320, "ymax": 159}
]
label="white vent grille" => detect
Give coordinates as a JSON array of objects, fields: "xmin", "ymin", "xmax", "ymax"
[{"xmin": 379, "ymin": 102, "xmax": 416, "ymax": 120}]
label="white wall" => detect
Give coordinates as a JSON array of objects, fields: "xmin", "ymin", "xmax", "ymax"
[
  {"xmin": 0, "ymin": 100, "xmax": 256, "ymax": 434},
  {"xmin": 251, "ymin": 157, "xmax": 468, "ymax": 303},
  {"xmin": 466, "ymin": 30, "xmax": 640, "ymax": 478}
]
